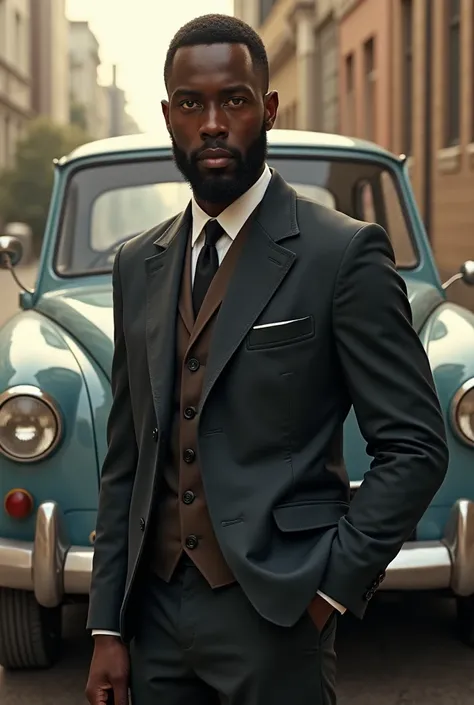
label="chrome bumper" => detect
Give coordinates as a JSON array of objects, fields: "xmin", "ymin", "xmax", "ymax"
[
  {"xmin": 1, "ymin": 499, "xmax": 474, "ymax": 608},
  {"xmin": 0, "ymin": 502, "xmax": 93, "ymax": 608}
]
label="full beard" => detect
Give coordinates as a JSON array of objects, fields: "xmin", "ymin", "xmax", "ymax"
[{"xmin": 171, "ymin": 123, "xmax": 268, "ymax": 204}]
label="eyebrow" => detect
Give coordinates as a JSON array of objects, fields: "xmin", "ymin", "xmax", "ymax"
[{"xmin": 172, "ymin": 84, "xmax": 254, "ymax": 99}]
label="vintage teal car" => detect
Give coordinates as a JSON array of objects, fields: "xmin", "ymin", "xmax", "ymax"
[{"xmin": 1, "ymin": 129, "xmax": 474, "ymax": 670}]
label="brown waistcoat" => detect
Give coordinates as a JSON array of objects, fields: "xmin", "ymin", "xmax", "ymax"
[{"xmin": 148, "ymin": 220, "xmax": 250, "ymax": 587}]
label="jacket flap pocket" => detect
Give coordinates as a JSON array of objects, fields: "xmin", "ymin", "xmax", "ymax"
[
  {"xmin": 247, "ymin": 315, "xmax": 314, "ymax": 349},
  {"xmin": 273, "ymin": 501, "xmax": 349, "ymax": 532}
]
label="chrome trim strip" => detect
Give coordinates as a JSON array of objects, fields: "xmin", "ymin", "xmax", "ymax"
[
  {"xmin": 450, "ymin": 377, "xmax": 474, "ymax": 447},
  {"xmin": 0, "ymin": 384, "xmax": 63, "ymax": 462},
  {"xmin": 0, "ymin": 538, "xmax": 33, "ymax": 590},
  {"xmin": 380, "ymin": 542, "xmax": 452, "ymax": 590},
  {"xmin": 63, "ymin": 547, "xmax": 93, "ymax": 595}
]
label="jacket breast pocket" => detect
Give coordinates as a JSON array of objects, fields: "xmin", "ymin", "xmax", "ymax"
[{"xmin": 246, "ymin": 315, "xmax": 315, "ymax": 350}]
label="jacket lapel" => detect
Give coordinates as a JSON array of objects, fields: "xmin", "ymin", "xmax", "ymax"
[
  {"xmin": 200, "ymin": 171, "xmax": 299, "ymax": 413},
  {"xmin": 178, "ymin": 234, "xmax": 194, "ymax": 335},
  {"xmin": 145, "ymin": 204, "xmax": 191, "ymax": 429}
]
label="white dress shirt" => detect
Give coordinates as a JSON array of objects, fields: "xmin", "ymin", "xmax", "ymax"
[{"xmin": 92, "ymin": 165, "xmax": 344, "ymax": 637}]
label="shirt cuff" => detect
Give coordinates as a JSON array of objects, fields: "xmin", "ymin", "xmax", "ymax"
[
  {"xmin": 317, "ymin": 590, "xmax": 347, "ymax": 614},
  {"xmin": 91, "ymin": 630, "xmax": 121, "ymax": 637}
]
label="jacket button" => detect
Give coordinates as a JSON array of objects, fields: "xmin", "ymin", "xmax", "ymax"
[
  {"xmin": 182, "ymin": 490, "xmax": 195, "ymax": 505},
  {"xmin": 152, "ymin": 428, "xmax": 159, "ymax": 442},
  {"xmin": 139, "ymin": 517, "xmax": 146, "ymax": 532},
  {"xmin": 183, "ymin": 406, "xmax": 197, "ymax": 420},
  {"xmin": 185, "ymin": 534, "xmax": 199, "ymax": 550},
  {"xmin": 187, "ymin": 358, "xmax": 200, "ymax": 372},
  {"xmin": 183, "ymin": 448, "xmax": 195, "ymax": 463}
]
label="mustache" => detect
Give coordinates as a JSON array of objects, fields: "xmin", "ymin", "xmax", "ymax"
[{"xmin": 190, "ymin": 141, "xmax": 242, "ymax": 163}]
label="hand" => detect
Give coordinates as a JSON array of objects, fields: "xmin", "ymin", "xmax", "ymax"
[
  {"xmin": 85, "ymin": 635, "xmax": 130, "ymax": 705},
  {"xmin": 307, "ymin": 593, "xmax": 335, "ymax": 634}
]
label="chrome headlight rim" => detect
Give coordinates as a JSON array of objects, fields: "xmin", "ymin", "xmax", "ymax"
[
  {"xmin": 0, "ymin": 385, "xmax": 62, "ymax": 463},
  {"xmin": 450, "ymin": 378, "xmax": 474, "ymax": 447}
]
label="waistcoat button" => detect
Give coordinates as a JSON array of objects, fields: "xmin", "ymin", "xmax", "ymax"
[
  {"xmin": 184, "ymin": 406, "xmax": 196, "ymax": 420},
  {"xmin": 152, "ymin": 428, "xmax": 159, "ymax": 442},
  {"xmin": 182, "ymin": 490, "xmax": 195, "ymax": 505},
  {"xmin": 183, "ymin": 448, "xmax": 195, "ymax": 463},
  {"xmin": 187, "ymin": 358, "xmax": 200, "ymax": 372},
  {"xmin": 185, "ymin": 534, "xmax": 199, "ymax": 550}
]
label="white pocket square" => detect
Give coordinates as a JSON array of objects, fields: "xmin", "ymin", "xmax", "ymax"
[{"xmin": 253, "ymin": 317, "xmax": 308, "ymax": 330}]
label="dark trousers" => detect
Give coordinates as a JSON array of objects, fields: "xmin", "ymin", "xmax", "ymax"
[{"xmin": 129, "ymin": 557, "xmax": 337, "ymax": 704}]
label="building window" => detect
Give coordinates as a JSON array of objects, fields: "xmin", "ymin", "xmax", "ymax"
[
  {"xmin": 472, "ymin": 4, "xmax": 474, "ymax": 142},
  {"xmin": 0, "ymin": 0, "xmax": 6, "ymax": 60},
  {"xmin": 445, "ymin": 0, "xmax": 461, "ymax": 146},
  {"xmin": 345, "ymin": 53, "xmax": 355, "ymax": 134},
  {"xmin": 259, "ymin": 0, "xmax": 277, "ymax": 25},
  {"xmin": 401, "ymin": 0, "xmax": 413, "ymax": 155},
  {"xmin": 364, "ymin": 38, "xmax": 376, "ymax": 141},
  {"xmin": 320, "ymin": 22, "xmax": 338, "ymax": 133}
]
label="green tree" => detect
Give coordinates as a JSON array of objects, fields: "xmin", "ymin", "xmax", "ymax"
[{"xmin": 0, "ymin": 117, "xmax": 90, "ymax": 254}]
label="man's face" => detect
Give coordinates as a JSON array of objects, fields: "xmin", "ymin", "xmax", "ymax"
[{"xmin": 162, "ymin": 43, "xmax": 278, "ymax": 205}]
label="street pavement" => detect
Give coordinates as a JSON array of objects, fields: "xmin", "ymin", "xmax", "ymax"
[{"xmin": 1, "ymin": 593, "xmax": 473, "ymax": 704}]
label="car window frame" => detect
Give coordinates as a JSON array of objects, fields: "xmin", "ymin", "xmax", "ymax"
[{"xmin": 52, "ymin": 154, "xmax": 420, "ymax": 279}]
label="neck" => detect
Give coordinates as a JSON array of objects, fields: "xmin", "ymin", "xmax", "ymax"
[
  {"xmin": 195, "ymin": 199, "xmax": 232, "ymax": 219},
  {"xmin": 194, "ymin": 164, "xmax": 265, "ymax": 218}
]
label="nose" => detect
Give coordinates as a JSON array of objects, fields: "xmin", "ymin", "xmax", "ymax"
[{"xmin": 199, "ymin": 103, "xmax": 228, "ymax": 141}]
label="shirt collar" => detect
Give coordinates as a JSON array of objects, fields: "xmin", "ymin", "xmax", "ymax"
[{"xmin": 191, "ymin": 164, "xmax": 272, "ymax": 247}]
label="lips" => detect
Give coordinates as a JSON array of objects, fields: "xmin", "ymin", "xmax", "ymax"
[{"xmin": 197, "ymin": 148, "xmax": 234, "ymax": 169}]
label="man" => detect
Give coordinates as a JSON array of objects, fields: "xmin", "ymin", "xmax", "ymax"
[{"xmin": 85, "ymin": 14, "xmax": 448, "ymax": 705}]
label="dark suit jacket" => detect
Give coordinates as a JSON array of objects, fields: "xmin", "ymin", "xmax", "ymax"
[{"xmin": 87, "ymin": 170, "xmax": 448, "ymax": 640}]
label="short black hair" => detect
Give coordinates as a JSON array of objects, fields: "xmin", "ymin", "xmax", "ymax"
[{"xmin": 164, "ymin": 14, "xmax": 269, "ymax": 92}]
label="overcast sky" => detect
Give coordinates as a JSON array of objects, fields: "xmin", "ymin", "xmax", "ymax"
[{"xmin": 66, "ymin": 0, "xmax": 235, "ymax": 133}]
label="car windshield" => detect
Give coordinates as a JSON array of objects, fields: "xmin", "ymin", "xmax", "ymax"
[{"xmin": 55, "ymin": 156, "xmax": 418, "ymax": 276}]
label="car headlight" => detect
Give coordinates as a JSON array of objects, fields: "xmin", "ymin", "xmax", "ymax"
[
  {"xmin": 451, "ymin": 379, "xmax": 474, "ymax": 446},
  {"xmin": 0, "ymin": 385, "xmax": 62, "ymax": 461}
]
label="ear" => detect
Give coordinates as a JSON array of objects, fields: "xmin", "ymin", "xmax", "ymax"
[
  {"xmin": 263, "ymin": 91, "xmax": 279, "ymax": 131},
  {"xmin": 161, "ymin": 100, "xmax": 171, "ymax": 134}
]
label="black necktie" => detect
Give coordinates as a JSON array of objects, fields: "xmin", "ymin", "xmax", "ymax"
[{"xmin": 193, "ymin": 220, "xmax": 224, "ymax": 315}]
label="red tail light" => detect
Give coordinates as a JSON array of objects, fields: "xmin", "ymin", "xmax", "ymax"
[{"xmin": 4, "ymin": 489, "xmax": 34, "ymax": 519}]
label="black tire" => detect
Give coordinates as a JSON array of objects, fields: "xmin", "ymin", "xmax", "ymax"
[
  {"xmin": 0, "ymin": 587, "xmax": 62, "ymax": 669},
  {"xmin": 456, "ymin": 595, "xmax": 474, "ymax": 647}
]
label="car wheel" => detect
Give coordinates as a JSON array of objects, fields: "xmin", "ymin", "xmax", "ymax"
[
  {"xmin": 456, "ymin": 595, "xmax": 474, "ymax": 647},
  {"xmin": 0, "ymin": 587, "xmax": 62, "ymax": 669}
]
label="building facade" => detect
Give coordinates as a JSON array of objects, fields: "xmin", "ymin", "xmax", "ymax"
[
  {"xmin": 236, "ymin": 0, "xmax": 474, "ymax": 310},
  {"xmin": 69, "ymin": 20, "xmax": 108, "ymax": 139},
  {"xmin": 338, "ymin": 0, "xmax": 474, "ymax": 309},
  {"xmin": 30, "ymin": 0, "xmax": 69, "ymax": 125},
  {"xmin": 0, "ymin": 0, "xmax": 32, "ymax": 168},
  {"xmin": 234, "ymin": 0, "xmax": 340, "ymax": 132}
]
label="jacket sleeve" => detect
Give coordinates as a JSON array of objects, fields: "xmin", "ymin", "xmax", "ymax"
[
  {"xmin": 318, "ymin": 223, "xmax": 449, "ymax": 619},
  {"xmin": 86, "ymin": 243, "xmax": 138, "ymax": 632}
]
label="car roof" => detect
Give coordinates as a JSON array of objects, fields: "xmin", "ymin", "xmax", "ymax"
[{"xmin": 64, "ymin": 129, "xmax": 401, "ymax": 164}]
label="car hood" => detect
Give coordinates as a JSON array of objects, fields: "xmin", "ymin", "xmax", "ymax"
[
  {"xmin": 36, "ymin": 284, "xmax": 114, "ymax": 378},
  {"xmin": 34, "ymin": 279, "xmax": 443, "ymax": 379}
]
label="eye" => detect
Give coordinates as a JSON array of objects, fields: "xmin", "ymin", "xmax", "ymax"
[
  {"xmin": 227, "ymin": 97, "xmax": 246, "ymax": 107},
  {"xmin": 180, "ymin": 100, "xmax": 199, "ymax": 110}
]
